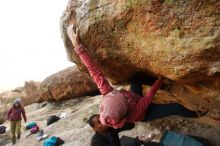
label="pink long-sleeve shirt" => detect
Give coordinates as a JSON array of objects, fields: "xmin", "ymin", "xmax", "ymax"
[
  {"xmin": 7, "ymin": 106, "xmax": 27, "ymax": 122},
  {"xmin": 74, "ymin": 45, "xmax": 161, "ymax": 128}
]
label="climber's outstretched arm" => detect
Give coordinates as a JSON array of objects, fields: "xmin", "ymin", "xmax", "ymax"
[
  {"xmin": 129, "ymin": 79, "xmax": 162, "ymax": 122},
  {"xmin": 137, "ymin": 79, "xmax": 162, "ymax": 109},
  {"xmin": 67, "ymin": 25, "xmax": 113, "ymax": 95}
]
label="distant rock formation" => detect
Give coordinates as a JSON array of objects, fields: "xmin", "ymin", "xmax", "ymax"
[
  {"xmin": 0, "ymin": 87, "xmax": 26, "ymax": 105},
  {"xmin": 24, "ymin": 66, "xmax": 98, "ymax": 101},
  {"xmin": 61, "ymin": 0, "xmax": 220, "ymax": 116},
  {"xmin": 24, "ymin": 81, "xmax": 42, "ymax": 104}
]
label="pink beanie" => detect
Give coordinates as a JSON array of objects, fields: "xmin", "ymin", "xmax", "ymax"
[{"xmin": 99, "ymin": 91, "xmax": 128, "ymax": 125}]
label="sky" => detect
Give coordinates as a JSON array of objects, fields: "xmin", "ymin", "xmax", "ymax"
[{"xmin": 0, "ymin": 0, "xmax": 73, "ymax": 91}]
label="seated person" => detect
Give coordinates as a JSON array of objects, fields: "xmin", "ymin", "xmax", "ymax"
[
  {"xmin": 89, "ymin": 114, "xmax": 162, "ymax": 146},
  {"xmin": 88, "ymin": 115, "xmax": 210, "ymax": 146},
  {"xmin": 89, "ymin": 114, "xmax": 134, "ymax": 146}
]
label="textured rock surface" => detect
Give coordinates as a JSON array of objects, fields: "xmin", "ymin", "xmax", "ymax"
[
  {"xmin": 1, "ymin": 95, "xmax": 220, "ymax": 146},
  {"xmin": 61, "ymin": 0, "xmax": 220, "ymax": 116},
  {"xmin": 31, "ymin": 66, "xmax": 98, "ymax": 101},
  {"xmin": 0, "ymin": 88, "xmax": 25, "ymax": 105},
  {"xmin": 0, "ymin": 85, "xmax": 41, "ymax": 107},
  {"xmin": 24, "ymin": 81, "xmax": 42, "ymax": 105},
  {"xmin": 24, "ymin": 66, "xmax": 98, "ymax": 102},
  {"xmin": 0, "ymin": 87, "xmax": 35, "ymax": 107}
]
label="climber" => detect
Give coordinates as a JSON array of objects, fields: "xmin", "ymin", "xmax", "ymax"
[
  {"xmin": 7, "ymin": 98, "xmax": 27, "ymax": 144},
  {"xmin": 67, "ymin": 25, "xmax": 208, "ymax": 129}
]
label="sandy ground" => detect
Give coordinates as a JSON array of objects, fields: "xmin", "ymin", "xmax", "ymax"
[{"xmin": 0, "ymin": 95, "xmax": 220, "ymax": 146}]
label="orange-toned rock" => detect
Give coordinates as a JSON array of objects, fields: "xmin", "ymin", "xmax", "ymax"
[
  {"xmin": 40, "ymin": 66, "xmax": 98, "ymax": 101},
  {"xmin": 24, "ymin": 81, "xmax": 42, "ymax": 105},
  {"xmin": 61, "ymin": 0, "xmax": 220, "ymax": 118},
  {"xmin": 24, "ymin": 67, "xmax": 98, "ymax": 101},
  {"xmin": 61, "ymin": 0, "xmax": 220, "ymax": 83}
]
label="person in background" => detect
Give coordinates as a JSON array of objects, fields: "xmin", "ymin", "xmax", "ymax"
[
  {"xmin": 67, "ymin": 25, "xmax": 208, "ymax": 130},
  {"xmin": 7, "ymin": 98, "xmax": 27, "ymax": 144}
]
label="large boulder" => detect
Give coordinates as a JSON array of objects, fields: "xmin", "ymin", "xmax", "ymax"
[
  {"xmin": 24, "ymin": 66, "xmax": 98, "ymax": 102},
  {"xmin": 36, "ymin": 66, "xmax": 98, "ymax": 101},
  {"xmin": 61, "ymin": 0, "xmax": 220, "ymax": 115}
]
